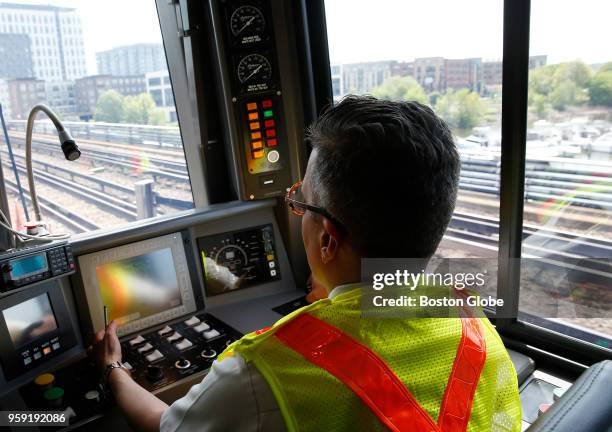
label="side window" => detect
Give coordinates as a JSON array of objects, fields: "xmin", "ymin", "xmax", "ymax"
[
  {"xmin": 0, "ymin": 1, "xmax": 194, "ymax": 236},
  {"xmin": 324, "ymin": 0, "xmax": 503, "ymax": 262},
  {"xmin": 520, "ymin": 0, "xmax": 612, "ymax": 347}
]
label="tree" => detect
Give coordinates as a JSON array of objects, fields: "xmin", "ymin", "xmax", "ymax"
[
  {"xmin": 371, "ymin": 76, "xmax": 428, "ymax": 104},
  {"xmin": 588, "ymin": 70, "xmax": 612, "ymax": 107},
  {"xmin": 434, "ymin": 89, "xmax": 486, "ymax": 130},
  {"xmin": 550, "ymin": 81, "xmax": 588, "ymax": 111},
  {"xmin": 94, "ymin": 90, "xmax": 124, "ymax": 123},
  {"xmin": 122, "ymin": 93, "xmax": 167, "ymax": 125}
]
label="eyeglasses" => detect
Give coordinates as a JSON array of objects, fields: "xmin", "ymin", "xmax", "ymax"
[{"xmin": 285, "ymin": 181, "xmax": 348, "ymax": 233}]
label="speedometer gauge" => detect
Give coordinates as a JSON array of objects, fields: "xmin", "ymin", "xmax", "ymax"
[
  {"xmin": 237, "ymin": 54, "xmax": 272, "ymax": 84},
  {"xmin": 230, "ymin": 5, "xmax": 266, "ymax": 37}
]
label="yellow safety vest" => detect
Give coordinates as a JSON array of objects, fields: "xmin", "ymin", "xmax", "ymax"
[{"xmin": 220, "ymin": 288, "xmax": 522, "ymax": 432}]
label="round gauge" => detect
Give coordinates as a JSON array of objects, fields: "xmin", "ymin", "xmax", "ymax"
[
  {"xmin": 237, "ymin": 54, "xmax": 272, "ymax": 84},
  {"xmin": 230, "ymin": 5, "xmax": 266, "ymax": 37},
  {"xmin": 214, "ymin": 245, "xmax": 248, "ymax": 267}
]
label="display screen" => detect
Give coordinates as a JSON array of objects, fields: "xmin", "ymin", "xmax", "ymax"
[
  {"xmin": 197, "ymin": 225, "xmax": 280, "ymax": 296},
  {"xmin": 96, "ymin": 248, "xmax": 182, "ymax": 325},
  {"xmin": 3, "ymin": 293, "xmax": 58, "ymax": 347},
  {"xmin": 10, "ymin": 254, "xmax": 48, "ymax": 280}
]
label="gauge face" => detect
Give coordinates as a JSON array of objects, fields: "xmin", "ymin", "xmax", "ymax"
[
  {"xmin": 214, "ymin": 245, "xmax": 248, "ymax": 268},
  {"xmin": 230, "ymin": 5, "xmax": 266, "ymax": 37},
  {"xmin": 237, "ymin": 54, "xmax": 272, "ymax": 84}
]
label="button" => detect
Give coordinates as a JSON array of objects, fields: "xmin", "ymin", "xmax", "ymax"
[
  {"xmin": 137, "ymin": 343, "xmax": 154, "ymax": 353},
  {"xmin": 264, "ymin": 119, "xmax": 275, "ymax": 128},
  {"xmin": 201, "ymin": 348, "xmax": 217, "ymax": 359},
  {"xmin": 34, "ymin": 352, "xmax": 42, "ymax": 360},
  {"xmin": 251, "ymin": 131, "xmax": 262, "ymax": 140},
  {"xmin": 248, "ymin": 112, "xmax": 259, "ymax": 121},
  {"xmin": 84, "ymin": 390, "xmax": 100, "ymax": 402},
  {"xmin": 267, "ymin": 254, "xmax": 274, "ymax": 261},
  {"xmin": 251, "ymin": 140, "xmax": 263, "ymax": 150},
  {"xmin": 246, "ymin": 102, "xmax": 257, "ymax": 111},
  {"xmin": 249, "ymin": 122, "xmax": 260, "ymax": 130},
  {"xmin": 267, "ymin": 150, "xmax": 280, "ymax": 163},
  {"xmin": 175, "ymin": 357, "xmax": 191, "ymax": 369},
  {"xmin": 122, "ymin": 361, "xmax": 133, "ymax": 371},
  {"xmin": 262, "ymin": 99, "xmax": 272, "ymax": 108},
  {"xmin": 43, "ymin": 346, "xmax": 52, "ymax": 355},
  {"xmin": 253, "ymin": 149, "xmax": 264, "ymax": 159},
  {"xmin": 184, "ymin": 316, "xmax": 200, "ymax": 326},
  {"xmin": 23, "ymin": 357, "xmax": 32, "ymax": 366},
  {"xmin": 145, "ymin": 349, "xmax": 164, "ymax": 363},
  {"xmin": 263, "ymin": 110, "xmax": 273, "ymax": 118},
  {"xmin": 266, "ymin": 138, "xmax": 278, "ymax": 147},
  {"xmin": 271, "ymin": 269, "xmax": 277, "ymax": 276},
  {"xmin": 44, "ymin": 387, "xmax": 64, "ymax": 407},
  {"xmin": 35, "ymin": 373, "xmax": 55, "ymax": 387},
  {"xmin": 265, "ymin": 129, "xmax": 276, "ymax": 138},
  {"xmin": 146, "ymin": 364, "xmax": 164, "ymax": 381},
  {"xmin": 269, "ymin": 261, "xmax": 275, "ymax": 268},
  {"xmin": 158, "ymin": 325, "xmax": 173, "ymax": 336},
  {"xmin": 194, "ymin": 322, "xmax": 210, "ymax": 333},
  {"xmin": 167, "ymin": 332, "xmax": 182, "ymax": 342},
  {"xmin": 129, "ymin": 335, "xmax": 146, "ymax": 346},
  {"xmin": 203, "ymin": 329, "xmax": 221, "ymax": 340},
  {"xmin": 174, "ymin": 339, "xmax": 193, "ymax": 350},
  {"xmin": 52, "ymin": 342, "xmax": 60, "ymax": 350}
]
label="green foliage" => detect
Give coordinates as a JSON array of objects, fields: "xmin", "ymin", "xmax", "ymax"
[
  {"xmin": 550, "ymin": 81, "xmax": 589, "ymax": 111},
  {"xmin": 528, "ymin": 60, "xmax": 593, "ymax": 111},
  {"xmin": 371, "ymin": 76, "xmax": 428, "ymax": 104},
  {"xmin": 94, "ymin": 90, "xmax": 124, "ymax": 123},
  {"xmin": 434, "ymin": 89, "xmax": 486, "ymax": 130},
  {"xmin": 588, "ymin": 70, "xmax": 612, "ymax": 107},
  {"xmin": 94, "ymin": 91, "xmax": 167, "ymax": 125}
]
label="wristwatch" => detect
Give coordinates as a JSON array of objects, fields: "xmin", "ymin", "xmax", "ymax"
[{"xmin": 103, "ymin": 361, "xmax": 130, "ymax": 385}]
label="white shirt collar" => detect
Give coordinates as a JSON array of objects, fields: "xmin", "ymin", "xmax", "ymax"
[{"xmin": 328, "ymin": 282, "xmax": 362, "ymax": 299}]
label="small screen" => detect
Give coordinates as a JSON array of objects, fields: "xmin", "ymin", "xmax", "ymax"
[
  {"xmin": 3, "ymin": 293, "xmax": 58, "ymax": 347},
  {"xmin": 10, "ymin": 254, "xmax": 48, "ymax": 280},
  {"xmin": 198, "ymin": 225, "xmax": 280, "ymax": 296},
  {"xmin": 96, "ymin": 248, "xmax": 182, "ymax": 326}
]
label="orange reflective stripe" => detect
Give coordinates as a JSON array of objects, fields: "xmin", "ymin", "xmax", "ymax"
[
  {"xmin": 255, "ymin": 326, "xmax": 273, "ymax": 335},
  {"xmin": 437, "ymin": 318, "xmax": 487, "ymax": 432},
  {"xmin": 275, "ymin": 313, "xmax": 487, "ymax": 432},
  {"xmin": 275, "ymin": 313, "xmax": 440, "ymax": 432}
]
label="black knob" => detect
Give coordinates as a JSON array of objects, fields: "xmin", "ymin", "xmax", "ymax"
[
  {"xmin": 146, "ymin": 365, "xmax": 164, "ymax": 382},
  {"xmin": 175, "ymin": 357, "xmax": 191, "ymax": 369}
]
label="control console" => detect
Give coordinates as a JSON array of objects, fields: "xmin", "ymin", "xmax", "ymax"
[{"xmin": 121, "ymin": 313, "xmax": 241, "ymax": 392}]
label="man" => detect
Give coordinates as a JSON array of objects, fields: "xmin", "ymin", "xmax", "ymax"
[{"xmin": 94, "ymin": 96, "xmax": 522, "ymax": 431}]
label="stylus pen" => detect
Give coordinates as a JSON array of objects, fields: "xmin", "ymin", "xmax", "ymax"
[{"xmin": 104, "ymin": 305, "xmax": 109, "ymax": 328}]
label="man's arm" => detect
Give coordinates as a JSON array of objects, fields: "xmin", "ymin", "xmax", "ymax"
[{"xmin": 93, "ymin": 320, "xmax": 168, "ymax": 432}]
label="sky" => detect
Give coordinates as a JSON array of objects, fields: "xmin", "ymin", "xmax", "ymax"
[{"xmin": 9, "ymin": 0, "xmax": 612, "ymax": 74}]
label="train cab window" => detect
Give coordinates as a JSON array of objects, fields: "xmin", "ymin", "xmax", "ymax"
[
  {"xmin": 0, "ymin": 0, "xmax": 195, "ymax": 237},
  {"xmin": 324, "ymin": 0, "xmax": 504, "ymax": 261},
  {"xmin": 518, "ymin": 0, "xmax": 612, "ymax": 348}
]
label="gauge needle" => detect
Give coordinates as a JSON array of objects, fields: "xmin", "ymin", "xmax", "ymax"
[
  {"xmin": 243, "ymin": 64, "xmax": 263, "ymax": 82},
  {"xmin": 237, "ymin": 16, "xmax": 256, "ymax": 35}
]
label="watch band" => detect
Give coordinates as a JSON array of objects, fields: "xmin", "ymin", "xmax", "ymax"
[{"xmin": 103, "ymin": 361, "xmax": 129, "ymax": 383}]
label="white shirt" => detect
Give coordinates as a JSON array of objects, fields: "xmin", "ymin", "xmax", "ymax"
[{"xmin": 160, "ymin": 284, "xmax": 360, "ymax": 432}]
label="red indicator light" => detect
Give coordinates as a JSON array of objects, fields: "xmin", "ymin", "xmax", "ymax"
[
  {"xmin": 262, "ymin": 99, "xmax": 273, "ymax": 108},
  {"xmin": 267, "ymin": 138, "xmax": 278, "ymax": 147},
  {"xmin": 266, "ymin": 129, "xmax": 277, "ymax": 138},
  {"xmin": 264, "ymin": 119, "xmax": 275, "ymax": 128}
]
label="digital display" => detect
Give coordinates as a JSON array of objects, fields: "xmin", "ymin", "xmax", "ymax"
[
  {"xmin": 198, "ymin": 225, "xmax": 280, "ymax": 296},
  {"xmin": 2, "ymin": 293, "xmax": 58, "ymax": 347},
  {"xmin": 95, "ymin": 248, "xmax": 182, "ymax": 326},
  {"xmin": 10, "ymin": 254, "xmax": 48, "ymax": 280}
]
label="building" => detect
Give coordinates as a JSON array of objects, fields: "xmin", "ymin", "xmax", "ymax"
[
  {"xmin": 414, "ymin": 57, "xmax": 446, "ymax": 93},
  {"xmin": 97, "ymin": 44, "xmax": 166, "ymax": 77},
  {"xmin": 45, "ymin": 81, "xmax": 76, "ymax": 117},
  {"xmin": 445, "ymin": 58, "xmax": 482, "ymax": 93},
  {"xmin": 529, "ymin": 55, "xmax": 547, "ymax": 70},
  {"xmin": 6, "ymin": 78, "xmax": 46, "ymax": 119},
  {"xmin": 483, "ymin": 60, "xmax": 503, "ymax": 91},
  {"xmin": 391, "ymin": 61, "xmax": 414, "ymax": 78},
  {"xmin": 0, "ymin": 33, "xmax": 33, "ymax": 79},
  {"xmin": 0, "ymin": 79, "xmax": 11, "ymax": 118},
  {"xmin": 74, "ymin": 74, "xmax": 146, "ymax": 119},
  {"xmin": 145, "ymin": 70, "xmax": 176, "ymax": 122},
  {"xmin": 330, "ymin": 64, "xmax": 343, "ymax": 101},
  {"xmin": 341, "ymin": 61, "xmax": 396, "ymax": 95},
  {"xmin": 0, "ymin": 3, "xmax": 87, "ymax": 81}
]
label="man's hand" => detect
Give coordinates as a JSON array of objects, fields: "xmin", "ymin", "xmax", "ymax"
[{"xmin": 93, "ymin": 320, "xmax": 122, "ymax": 373}]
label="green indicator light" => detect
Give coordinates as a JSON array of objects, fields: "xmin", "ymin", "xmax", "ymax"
[{"xmin": 263, "ymin": 110, "xmax": 273, "ymax": 118}]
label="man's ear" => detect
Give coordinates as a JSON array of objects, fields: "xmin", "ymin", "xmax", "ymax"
[{"xmin": 320, "ymin": 218, "xmax": 341, "ymax": 264}]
